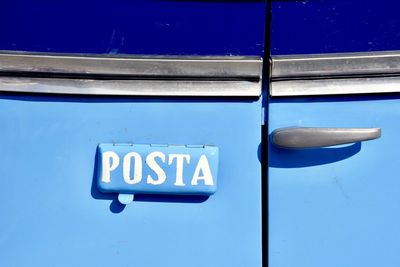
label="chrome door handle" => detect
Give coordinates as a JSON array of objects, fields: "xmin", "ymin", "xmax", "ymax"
[{"xmin": 271, "ymin": 127, "xmax": 381, "ymax": 149}]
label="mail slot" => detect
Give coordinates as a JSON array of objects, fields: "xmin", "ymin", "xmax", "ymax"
[{"xmin": 97, "ymin": 144, "xmax": 219, "ymax": 201}]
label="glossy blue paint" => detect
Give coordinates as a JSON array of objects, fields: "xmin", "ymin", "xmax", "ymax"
[
  {"xmin": 0, "ymin": 95, "xmax": 262, "ymax": 266},
  {"xmin": 0, "ymin": 0, "xmax": 266, "ymax": 56},
  {"xmin": 271, "ymin": 0, "xmax": 400, "ymax": 55},
  {"xmin": 97, "ymin": 143, "xmax": 218, "ymax": 196},
  {"xmin": 268, "ymin": 96, "xmax": 400, "ymax": 267}
]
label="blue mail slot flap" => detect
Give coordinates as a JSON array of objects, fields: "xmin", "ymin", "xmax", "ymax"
[{"xmin": 97, "ymin": 144, "xmax": 219, "ymax": 196}]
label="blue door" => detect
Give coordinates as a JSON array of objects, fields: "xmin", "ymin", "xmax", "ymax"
[
  {"xmin": 269, "ymin": 1, "xmax": 400, "ymax": 266},
  {"xmin": 0, "ymin": 1, "xmax": 267, "ymax": 266}
]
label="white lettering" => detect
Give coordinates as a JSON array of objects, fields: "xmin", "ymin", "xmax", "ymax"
[
  {"xmin": 191, "ymin": 155, "xmax": 214, "ymax": 186},
  {"xmin": 101, "ymin": 151, "xmax": 120, "ymax": 183},
  {"xmin": 168, "ymin": 154, "xmax": 190, "ymax": 186},
  {"xmin": 123, "ymin": 152, "xmax": 143, "ymax": 184},
  {"xmin": 102, "ymin": 150, "xmax": 215, "ymax": 189},
  {"xmin": 146, "ymin": 151, "xmax": 167, "ymax": 185}
]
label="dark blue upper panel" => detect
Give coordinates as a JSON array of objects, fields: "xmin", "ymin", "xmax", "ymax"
[
  {"xmin": 0, "ymin": 0, "xmax": 266, "ymax": 56},
  {"xmin": 271, "ymin": 0, "xmax": 400, "ymax": 55}
]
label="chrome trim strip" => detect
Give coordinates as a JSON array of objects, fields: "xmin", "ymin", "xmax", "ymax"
[
  {"xmin": 270, "ymin": 51, "xmax": 400, "ymax": 96},
  {"xmin": 271, "ymin": 76, "xmax": 400, "ymax": 96},
  {"xmin": 272, "ymin": 51, "xmax": 400, "ymax": 79},
  {"xmin": 0, "ymin": 77, "xmax": 261, "ymax": 97},
  {"xmin": 0, "ymin": 52, "xmax": 262, "ymax": 96},
  {"xmin": 0, "ymin": 52, "xmax": 262, "ymax": 79}
]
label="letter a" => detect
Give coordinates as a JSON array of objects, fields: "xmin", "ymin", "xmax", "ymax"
[{"xmin": 191, "ymin": 155, "xmax": 214, "ymax": 186}]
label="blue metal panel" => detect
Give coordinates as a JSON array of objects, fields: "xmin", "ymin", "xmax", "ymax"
[
  {"xmin": 0, "ymin": 95, "xmax": 262, "ymax": 266},
  {"xmin": 271, "ymin": 0, "xmax": 400, "ymax": 55},
  {"xmin": 268, "ymin": 96, "xmax": 400, "ymax": 267},
  {"xmin": 0, "ymin": 0, "xmax": 266, "ymax": 56}
]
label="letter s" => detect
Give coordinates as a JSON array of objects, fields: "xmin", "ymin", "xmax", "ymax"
[{"xmin": 146, "ymin": 151, "xmax": 167, "ymax": 185}]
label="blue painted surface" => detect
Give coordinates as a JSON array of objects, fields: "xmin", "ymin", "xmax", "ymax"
[
  {"xmin": 271, "ymin": 0, "xmax": 400, "ymax": 55},
  {"xmin": 97, "ymin": 143, "xmax": 218, "ymax": 196},
  {"xmin": 268, "ymin": 96, "xmax": 400, "ymax": 267},
  {"xmin": 0, "ymin": 95, "xmax": 262, "ymax": 266},
  {"xmin": 0, "ymin": 0, "xmax": 266, "ymax": 56}
]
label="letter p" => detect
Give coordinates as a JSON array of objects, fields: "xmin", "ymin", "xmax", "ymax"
[{"xmin": 101, "ymin": 151, "xmax": 120, "ymax": 183}]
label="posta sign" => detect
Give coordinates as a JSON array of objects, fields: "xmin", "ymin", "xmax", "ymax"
[{"xmin": 97, "ymin": 144, "xmax": 219, "ymax": 198}]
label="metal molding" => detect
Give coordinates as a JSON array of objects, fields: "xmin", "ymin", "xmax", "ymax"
[
  {"xmin": 271, "ymin": 76, "xmax": 400, "ymax": 96},
  {"xmin": 272, "ymin": 51, "xmax": 400, "ymax": 79},
  {"xmin": 270, "ymin": 51, "xmax": 400, "ymax": 96},
  {"xmin": 0, "ymin": 52, "xmax": 262, "ymax": 96},
  {"xmin": 0, "ymin": 77, "xmax": 261, "ymax": 97}
]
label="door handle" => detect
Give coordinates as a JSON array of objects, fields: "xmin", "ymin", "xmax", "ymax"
[{"xmin": 271, "ymin": 127, "xmax": 381, "ymax": 149}]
